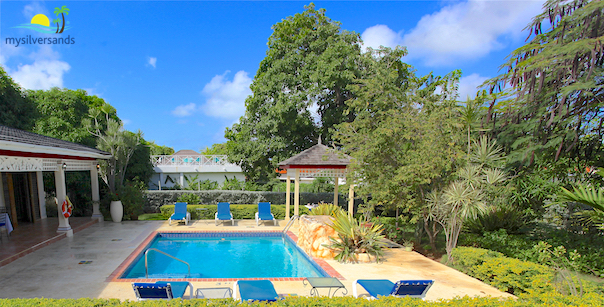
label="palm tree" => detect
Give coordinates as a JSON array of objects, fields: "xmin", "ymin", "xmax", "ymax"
[
  {"xmin": 52, "ymin": 18, "xmax": 60, "ymax": 33},
  {"xmin": 53, "ymin": 6, "xmax": 70, "ymax": 33}
]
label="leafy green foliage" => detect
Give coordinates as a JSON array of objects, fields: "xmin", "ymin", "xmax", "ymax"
[
  {"xmin": 308, "ymin": 203, "xmax": 343, "ymax": 216},
  {"xmin": 452, "ymin": 246, "xmax": 555, "ymax": 295},
  {"xmin": 147, "ymin": 140, "xmax": 175, "ymax": 155},
  {"xmin": 118, "ymin": 180, "xmax": 146, "ymax": 220},
  {"xmin": 225, "ymin": 3, "xmax": 364, "ymax": 181},
  {"xmin": 0, "ymin": 66, "xmax": 37, "ymax": 130},
  {"xmin": 200, "ymin": 143, "xmax": 228, "ymax": 155},
  {"xmin": 221, "ymin": 176, "xmax": 244, "ymax": 190},
  {"xmin": 325, "ymin": 211, "xmax": 386, "ymax": 263},
  {"xmin": 176, "ymin": 193, "xmax": 201, "ymax": 205},
  {"xmin": 485, "ymin": 0, "xmax": 604, "ymax": 166},
  {"xmin": 2, "ymin": 293, "xmax": 604, "ymax": 306},
  {"xmin": 464, "ymin": 204, "xmax": 531, "ymax": 234}
]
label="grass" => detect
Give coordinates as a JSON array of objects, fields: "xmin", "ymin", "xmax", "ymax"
[{"xmin": 138, "ymin": 213, "xmax": 164, "ymax": 220}]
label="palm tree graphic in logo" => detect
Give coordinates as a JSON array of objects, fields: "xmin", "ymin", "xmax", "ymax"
[
  {"xmin": 14, "ymin": 5, "xmax": 71, "ymax": 34},
  {"xmin": 53, "ymin": 6, "xmax": 70, "ymax": 33}
]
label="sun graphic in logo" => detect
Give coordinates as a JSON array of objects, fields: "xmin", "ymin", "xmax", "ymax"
[
  {"xmin": 14, "ymin": 6, "xmax": 71, "ymax": 34},
  {"xmin": 30, "ymin": 14, "xmax": 50, "ymax": 27}
]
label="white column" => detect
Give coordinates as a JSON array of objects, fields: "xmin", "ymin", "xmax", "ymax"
[
  {"xmin": 36, "ymin": 171, "xmax": 47, "ymax": 219},
  {"xmin": 294, "ymin": 169, "xmax": 300, "ymax": 216},
  {"xmin": 55, "ymin": 164, "xmax": 73, "ymax": 236},
  {"xmin": 179, "ymin": 172, "xmax": 184, "ymax": 187},
  {"xmin": 348, "ymin": 184, "xmax": 354, "ymax": 218},
  {"xmin": 90, "ymin": 165, "xmax": 102, "ymax": 221},
  {"xmin": 0, "ymin": 173, "xmax": 5, "ymax": 210},
  {"xmin": 285, "ymin": 175, "xmax": 291, "ymax": 220},
  {"xmin": 333, "ymin": 176, "xmax": 339, "ymax": 207},
  {"xmin": 159, "ymin": 173, "xmax": 163, "ymax": 191}
]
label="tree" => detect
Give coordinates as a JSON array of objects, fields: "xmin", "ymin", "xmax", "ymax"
[
  {"xmin": 147, "ymin": 140, "xmax": 174, "ymax": 156},
  {"xmin": 0, "ymin": 66, "xmax": 37, "ymax": 130},
  {"xmin": 200, "ymin": 143, "xmax": 228, "ymax": 155},
  {"xmin": 485, "ymin": 0, "xmax": 604, "ymax": 166},
  {"xmin": 225, "ymin": 3, "xmax": 364, "ymax": 182},
  {"xmin": 124, "ymin": 138, "xmax": 155, "ymax": 185},
  {"xmin": 428, "ymin": 137, "xmax": 508, "ymax": 262},
  {"xmin": 87, "ymin": 109, "xmax": 141, "ymax": 194},
  {"xmin": 53, "ymin": 5, "xmax": 69, "ymax": 33},
  {"xmin": 336, "ymin": 47, "xmax": 462, "ymax": 247},
  {"xmin": 27, "ymin": 88, "xmax": 118, "ymax": 147}
]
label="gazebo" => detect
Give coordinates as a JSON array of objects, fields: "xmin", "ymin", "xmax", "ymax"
[{"xmin": 278, "ymin": 142, "xmax": 354, "ymax": 219}]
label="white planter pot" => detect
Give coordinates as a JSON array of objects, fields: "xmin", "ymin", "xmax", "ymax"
[{"xmin": 110, "ymin": 200, "xmax": 123, "ymax": 223}]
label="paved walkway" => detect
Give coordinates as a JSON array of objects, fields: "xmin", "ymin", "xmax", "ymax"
[{"xmin": 0, "ymin": 219, "xmax": 513, "ymax": 301}]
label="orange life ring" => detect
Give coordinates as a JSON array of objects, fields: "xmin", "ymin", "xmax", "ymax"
[{"xmin": 62, "ymin": 197, "xmax": 73, "ymax": 218}]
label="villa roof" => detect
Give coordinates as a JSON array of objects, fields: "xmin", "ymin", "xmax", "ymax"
[
  {"xmin": 173, "ymin": 149, "xmax": 199, "ymax": 155},
  {"xmin": 0, "ymin": 125, "xmax": 111, "ymax": 160},
  {"xmin": 278, "ymin": 143, "xmax": 352, "ymax": 168}
]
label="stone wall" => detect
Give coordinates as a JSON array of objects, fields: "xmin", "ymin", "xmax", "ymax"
[
  {"xmin": 296, "ymin": 215, "xmax": 338, "ymax": 259},
  {"xmin": 144, "ymin": 190, "xmax": 363, "ymax": 213}
]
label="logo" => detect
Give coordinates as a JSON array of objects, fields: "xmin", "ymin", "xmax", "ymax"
[
  {"xmin": 6, "ymin": 5, "xmax": 75, "ymax": 46},
  {"xmin": 14, "ymin": 6, "xmax": 71, "ymax": 34}
]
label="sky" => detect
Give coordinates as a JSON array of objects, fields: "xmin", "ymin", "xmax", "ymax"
[{"xmin": 0, "ymin": 0, "xmax": 545, "ymax": 152}]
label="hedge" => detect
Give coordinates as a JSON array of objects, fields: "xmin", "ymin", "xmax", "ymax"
[
  {"xmin": 2, "ymin": 294, "xmax": 604, "ymax": 306},
  {"xmin": 160, "ymin": 204, "xmax": 312, "ymax": 220}
]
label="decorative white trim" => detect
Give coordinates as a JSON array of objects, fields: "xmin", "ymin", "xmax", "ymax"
[
  {"xmin": 0, "ymin": 140, "xmax": 111, "ymax": 159},
  {"xmin": 0, "ymin": 156, "xmax": 44, "ymax": 171},
  {"xmin": 287, "ymin": 168, "xmax": 347, "ymax": 178}
]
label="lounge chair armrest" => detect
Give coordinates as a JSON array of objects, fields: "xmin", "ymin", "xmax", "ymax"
[
  {"xmin": 352, "ymin": 279, "xmax": 360, "ymax": 298},
  {"xmin": 233, "ymin": 281, "xmax": 239, "ymax": 300}
]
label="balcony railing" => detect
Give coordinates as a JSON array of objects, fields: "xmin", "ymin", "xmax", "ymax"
[{"xmin": 151, "ymin": 155, "xmax": 232, "ymax": 167}]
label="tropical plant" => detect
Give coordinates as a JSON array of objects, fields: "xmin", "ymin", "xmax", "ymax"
[
  {"xmin": 222, "ymin": 176, "xmax": 244, "ymax": 190},
  {"xmin": 325, "ymin": 212, "xmax": 386, "ymax": 263},
  {"xmin": 308, "ymin": 203, "xmax": 343, "ymax": 217},
  {"xmin": 533, "ymin": 241, "xmax": 584, "ymax": 296},
  {"xmin": 177, "ymin": 193, "xmax": 201, "ymax": 205},
  {"xmin": 53, "ymin": 5, "xmax": 69, "ymax": 33},
  {"xmin": 86, "ymin": 107, "xmax": 141, "ymax": 195}
]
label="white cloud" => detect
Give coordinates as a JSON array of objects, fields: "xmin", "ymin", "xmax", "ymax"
[
  {"xmin": 401, "ymin": 0, "xmax": 545, "ymax": 66},
  {"xmin": 171, "ymin": 102, "xmax": 197, "ymax": 117},
  {"xmin": 361, "ymin": 24, "xmax": 404, "ymax": 51},
  {"xmin": 458, "ymin": 73, "xmax": 489, "ymax": 100},
  {"xmin": 148, "ymin": 57, "xmax": 157, "ymax": 69},
  {"xmin": 201, "ymin": 70, "xmax": 252, "ymax": 120},
  {"xmin": 8, "ymin": 45, "xmax": 70, "ymax": 90},
  {"xmin": 122, "ymin": 119, "xmax": 132, "ymax": 126}
]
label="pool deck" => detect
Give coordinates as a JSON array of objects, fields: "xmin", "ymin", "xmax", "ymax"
[{"xmin": 0, "ymin": 219, "xmax": 514, "ymax": 301}]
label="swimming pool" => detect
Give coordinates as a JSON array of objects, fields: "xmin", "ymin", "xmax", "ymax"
[{"xmin": 119, "ymin": 232, "xmax": 329, "ymax": 279}]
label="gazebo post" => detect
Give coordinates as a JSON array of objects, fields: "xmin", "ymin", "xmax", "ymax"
[
  {"xmin": 348, "ymin": 184, "xmax": 354, "ymax": 217},
  {"xmin": 285, "ymin": 174, "xmax": 291, "ymax": 220},
  {"xmin": 294, "ymin": 169, "xmax": 300, "ymax": 216},
  {"xmin": 333, "ymin": 176, "xmax": 339, "ymax": 207},
  {"xmin": 36, "ymin": 171, "xmax": 47, "ymax": 219}
]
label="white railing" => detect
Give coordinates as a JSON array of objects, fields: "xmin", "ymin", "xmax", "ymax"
[{"xmin": 151, "ymin": 155, "xmax": 230, "ymax": 167}]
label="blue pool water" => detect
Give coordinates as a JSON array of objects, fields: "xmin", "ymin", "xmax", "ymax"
[{"xmin": 120, "ymin": 232, "xmax": 329, "ymax": 279}]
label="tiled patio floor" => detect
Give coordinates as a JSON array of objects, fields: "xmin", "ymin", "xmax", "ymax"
[
  {"xmin": 0, "ymin": 217, "xmax": 99, "ymax": 267},
  {"xmin": 0, "ymin": 219, "xmax": 514, "ymax": 301}
]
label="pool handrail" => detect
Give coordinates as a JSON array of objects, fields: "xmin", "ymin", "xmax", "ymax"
[
  {"xmin": 145, "ymin": 248, "xmax": 191, "ymax": 278},
  {"xmin": 282, "ymin": 215, "xmax": 299, "ymax": 234}
]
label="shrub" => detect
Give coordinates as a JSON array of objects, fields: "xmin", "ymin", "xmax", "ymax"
[
  {"xmin": 118, "ymin": 180, "xmax": 146, "ymax": 220},
  {"xmin": 308, "ymin": 203, "xmax": 343, "ymax": 216},
  {"xmin": 177, "ymin": 193, "xmax": 201, "ymax": 205},
  {"xmin": 325, "ymin": 212, "xmax": 387, "ymax": 263},
  {"xmin": 452, "ymin": 246, "xmax": 555, "ymax": 295},
  {"xmin": 464, "ymin": 205, "xmax": 531, "ymax": 234},
  {"xmin": 1, "ymin": 294, "xmax": 604, "ymax": 306}
]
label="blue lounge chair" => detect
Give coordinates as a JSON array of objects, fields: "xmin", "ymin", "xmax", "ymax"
[
  {"xmin": 132, "ymin": 281, "xmax": 193, "ymax": 300},
  {"xmin": 255, "ymin": 202, "xmax": 276, "ymax": 226},
  {"xmin": 169, "ymin": 202, "xmax": 191, "ymax": 226},
  {"xmin": 215, "ymin": 202, "xmax": 234, "ymax": 225},
  {"xmin": 352, "ymin": 279, "xmax": 434, "ymax": 300},
  {"xmin": 233, "ymin": 280, "xmax": 279, "ymax": 302}
]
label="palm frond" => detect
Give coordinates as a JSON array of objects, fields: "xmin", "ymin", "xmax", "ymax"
[{"xmin": 559, "ymin": 185, "xmax": 604, "ymax": 212}]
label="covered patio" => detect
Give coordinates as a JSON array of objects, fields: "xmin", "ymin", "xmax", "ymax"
[{"xmin": 0, "ymin": 125, "xmax": 111, "ymax": 266}]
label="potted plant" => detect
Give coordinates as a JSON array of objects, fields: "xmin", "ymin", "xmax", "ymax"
[
  {"xmin": 109, "ymin": 192, "xmax": 123, "ymax": 223},
  {"xmin": 324, "ymin": 212, "xmax": 387, "ymax": 263},
  {"xmin": 403, "ymin": 240, "xmax": 414, "ymax": 252}
]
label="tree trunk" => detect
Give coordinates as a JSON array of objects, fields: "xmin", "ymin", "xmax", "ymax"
[
  {"xmin": 55, "ymin": 22, "xmax": 59, "ymax": 33},
  {"xmin": 60, "ymin": 13, "xmax": 65, "ymax": 33}
]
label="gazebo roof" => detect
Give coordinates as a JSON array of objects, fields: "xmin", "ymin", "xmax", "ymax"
[
  {"xmin": 0, "ymin": 125, "xmax": 111, "ymax": 160},
  {"xmin": 278, "ymin": 143, "xmax": 352, "ymax": 168}
]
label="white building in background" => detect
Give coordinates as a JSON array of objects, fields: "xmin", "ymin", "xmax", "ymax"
[{"xmin": 149, "ymin": 149, "xmax": 245, "ymax": 190}]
